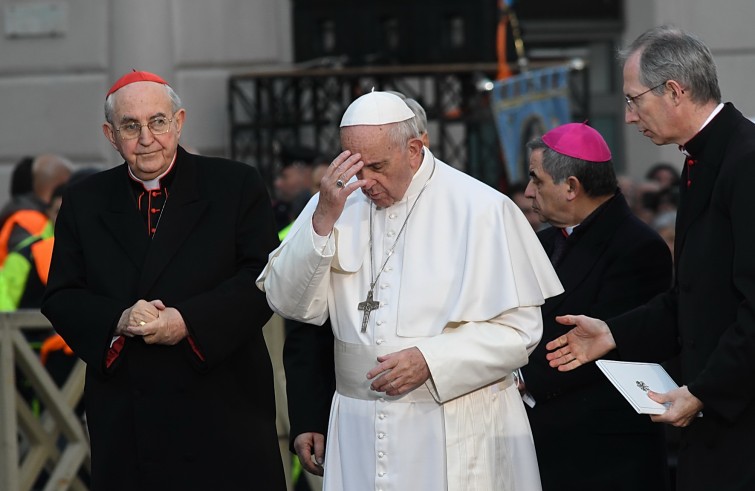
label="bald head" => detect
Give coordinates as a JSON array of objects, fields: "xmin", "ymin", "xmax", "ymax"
[{"xmin": 32, "ymin": 154, "xmax": 73, "ymax": 204}]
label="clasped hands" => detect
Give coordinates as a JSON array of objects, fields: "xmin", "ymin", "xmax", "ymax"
[
  {"xmin": 115, "ymin": 299, "xmax": 188, "ymax": 345},
  {"xmin": 545, "ymin": 314, "xmax": 703, "ymax": 427}
]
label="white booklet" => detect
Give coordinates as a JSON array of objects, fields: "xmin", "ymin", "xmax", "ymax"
[{"xmin": 596, "ymin": 360, "xmax": 681, "ymax": 415}]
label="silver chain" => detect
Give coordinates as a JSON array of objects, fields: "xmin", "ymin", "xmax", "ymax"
[{"xmin": 368, "ymin": 157, "xmax": 436, "ymax": 292}]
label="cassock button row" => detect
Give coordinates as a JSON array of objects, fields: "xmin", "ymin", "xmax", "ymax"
[
  {"xmin": 378, "ymin": 451, "xmax": 385, "ymax": 458},
  {"xmin": 376, "ymin": 339, "xmax": 384, "ymax": 345},
  {"xmin": 380, "ymin": 284, "xmax": 389, "ymax": 289},
  {"xmin": 385, "ymin": 266, "xmax": 392, "ymax": 272},
  {"xmin": 387, "ymin": 230, "xmax": 396, "ymax": 237},
  {"xmin": 379, "ymin": 414, "xmax": 386, "ymax": 420},
  {"xmin": 378, "ymin": 432, "xmax": 385, "ymax": 439},
  {"xmin": 378, "ymin": 472, "xmax": 386, "ymax": 477},
  {"xmin": 377, "ymin": 320, "xmax": 385, "ymax": 326},
  {"xmin": 389, "ymin": 213, "xmax": 397, "ymax": 219}
]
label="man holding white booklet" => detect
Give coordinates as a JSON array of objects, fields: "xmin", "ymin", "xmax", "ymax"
[{"xmin": 546, "ymin": 26, "xmax": 755, "ymax": 491}]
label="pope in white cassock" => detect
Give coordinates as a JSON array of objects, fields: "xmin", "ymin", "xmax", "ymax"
[{"xmin": 257, "ymin": 91, "xmax": 563, "ymax": 491}]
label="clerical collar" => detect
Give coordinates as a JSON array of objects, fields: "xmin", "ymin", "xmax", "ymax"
[
  {"xmin": 565, "ymin": 191, "xmax": 619, "ymax": 238},
  {"xmin": 399, "ymin": 148, "xmax": 433, "ymax": 202},
  {"xmin": 699, "ymin": 103, "xmax": 725, "ymax": 132},
  {"xmin": 128, "ymin": 153, "xmax": 178, "ymax": 190},
  {"xmin": 680, "ymin": 103, "xmax": 724, "ymax": 156}
]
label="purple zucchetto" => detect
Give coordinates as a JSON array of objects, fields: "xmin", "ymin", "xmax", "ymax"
[{"xmin": 542, "ymin": 122, "xmax": 612, "ymax": 162}]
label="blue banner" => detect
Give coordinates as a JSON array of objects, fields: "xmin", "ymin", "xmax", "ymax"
[{"xmin": 490, "ymin": 65, "xmax": 571, "ymax": 183}]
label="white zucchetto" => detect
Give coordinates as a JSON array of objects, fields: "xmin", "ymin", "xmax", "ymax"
[{"xmin": 340, "ymin": 91, "xmax": 416, "ymax": 127}]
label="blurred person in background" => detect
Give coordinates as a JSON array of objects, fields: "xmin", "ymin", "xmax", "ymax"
[
  {"xmin": 0, "ymin": 154, "xmax": 72, "ymax": 265},
  {"xmin": 8, "ymin": 155, "xmax": 34, "ymax": 199},
  {"xmin": 652, "ymin": 210, "xmax": 677, "ymax": 257},
  {"xmin": 275, "ymin": 145, "xmax": 318, "ymax": 224},
  {"xmin": 0, "ymin": 168, "xmax": 98, "ymax": 312},
  {"xmin": 508, "ymin": 180, "xmax": 546, "ymax": 232},
  {"xmin": 646, "ymin": 162, "xmax": 681, "ymax": 190}
]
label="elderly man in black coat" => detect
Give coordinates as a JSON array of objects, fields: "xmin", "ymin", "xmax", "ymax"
[
  {"xmin": 547, "ymin": 25, "xmax": 755, "ymax": 491},
  {"xmin": 42, "ymin": 71, "xmax": 285, "ymax": 491},
  {"xmin": 520, "ymin": 122, "xmax": 672, "ymax": 490}
]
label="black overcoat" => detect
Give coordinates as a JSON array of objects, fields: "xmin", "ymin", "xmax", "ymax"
[
  {"xmin": 523, "ymin": 193, "xmax": 672, "ymax": 490},
  {"xmin": 42, "ymin": 147, "xmax": 286, "ymax": 491},
  {"xmin": 610, "ymin": 103, "xmax": 755, "ymax": 491}
]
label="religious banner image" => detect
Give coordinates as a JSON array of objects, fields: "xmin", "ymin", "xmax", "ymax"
[{"xmin": 490, "ymin": 65, "xmax": 571, "ymax": 183}]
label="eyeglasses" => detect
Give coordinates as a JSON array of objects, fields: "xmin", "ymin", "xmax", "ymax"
[
  {"xmin": 624, "ymin": 81, "xmax": 667, "ymax": 112},
  {"xmin": 115, "ymin": 116, "xmax": 173, "ymax": 140}
]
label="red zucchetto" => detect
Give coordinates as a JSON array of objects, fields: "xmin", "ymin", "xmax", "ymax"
[
  {"xmin": 106, "ymin": 70, "xmax": 169, "ymax": 98},
  {"xmin": 542, "ymin": 122, "xmax": 612, "ymax": 162}
]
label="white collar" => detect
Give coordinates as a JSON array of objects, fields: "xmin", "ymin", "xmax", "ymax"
[
  {"xmin": 399, "ymin": 147, "xmax": 434, "ymax": 202},
  {"xmin": 128, "ymin": 152, "xmax": 178, "ymax": 190},
  {"xmin": 699, "ymin": 103, "xmax": 725, "ymax": 132},
  {"xmin": 680, "ymin": 103, "xmax": 725, "ymax": 156}
]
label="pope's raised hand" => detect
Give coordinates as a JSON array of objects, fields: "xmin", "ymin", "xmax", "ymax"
[{"xmin": 312, "ymin": 150, "xmax": 371, "ymax": 236}]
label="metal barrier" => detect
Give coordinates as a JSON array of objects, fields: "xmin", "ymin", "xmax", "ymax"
[{"xmin": 0, "ymin": 311, "xmax": 89, "ymax": 491}]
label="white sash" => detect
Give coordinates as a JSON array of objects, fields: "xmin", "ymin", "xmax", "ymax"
[{"xmin": 333, "ymin": 338, "xmax": 438, "ymax": 403}]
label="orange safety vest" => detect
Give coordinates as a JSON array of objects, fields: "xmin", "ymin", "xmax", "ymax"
[{"xmin": 0, "ymin": 209, "xmax": 49, "ymax": 266}]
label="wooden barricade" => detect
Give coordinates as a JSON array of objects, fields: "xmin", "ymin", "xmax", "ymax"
[{"xmin": 0, "ymin": 311, "xmax": 89, "ymax": 491}]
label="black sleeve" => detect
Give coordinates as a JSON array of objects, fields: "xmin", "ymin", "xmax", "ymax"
[{"xmin": 283, "ymin": 318, "xmax": 336, "ymax": 453}]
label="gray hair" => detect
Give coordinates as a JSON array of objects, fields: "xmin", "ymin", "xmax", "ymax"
[
  {"xmin": 383, "ymin": 90, "xmax": 428, "ymax": 141},
  {"xmin": 618, "ymin": 25, "xmax": 721, "ymax": 105},
  {"xmin": 104, "ymin": 83, "xmax": 183, "ymax": 124},
  {"xmin": 527, "ymin": 138, "xmax": 617, "ymax": 197},
  {"xmin": 403, "ymin": 98, "xmax": 427, "ymax": 136},
  {"xmin": 385, "ymin": 116, "xmax": 423, "ymax": 150}
]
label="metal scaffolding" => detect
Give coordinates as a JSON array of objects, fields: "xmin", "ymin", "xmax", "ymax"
[{"xmin": 229, "ymin": 62, "xmax": 588, "ymax": 192}]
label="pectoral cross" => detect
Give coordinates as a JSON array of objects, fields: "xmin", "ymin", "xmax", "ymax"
[{"xmin": 358, "ymin": 289, "xmax": 380, "ymax": 333}]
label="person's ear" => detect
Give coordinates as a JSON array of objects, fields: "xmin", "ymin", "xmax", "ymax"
[
  {"xmin": 103, "ymin": 123, "xmax": 118, "ymax": 151},
  {"xmin": 173, "ymin": 108, "xmax": 186, "ymax": 137},
  {"xmin": 565, "ymin": 176, "xmax": 581, "ymax": 200},
  {"xmin": 408, "ymin": 137, "xmax": 424, "ymax": 169},
  {"xmin": 666, "ymin": 80, "xmax": 686, "ymax": 104}
]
